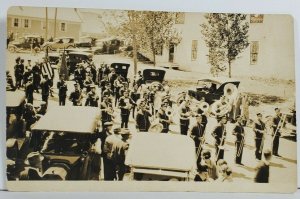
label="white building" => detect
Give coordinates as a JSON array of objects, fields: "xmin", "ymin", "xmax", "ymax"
[{"xmin": 154, "ymin": 13, "xmax": 295, "ymax": 80}]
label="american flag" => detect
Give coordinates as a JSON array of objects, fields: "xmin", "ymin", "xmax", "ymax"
[{"xmin": 41, "ymin": 62, "xmax": 54, "ymax": 78}]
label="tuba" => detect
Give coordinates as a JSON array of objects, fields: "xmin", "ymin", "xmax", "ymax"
[
  {"xmin": 224, "ymin": 83, "xmax": 238, "ymax": 101},
  {"xmin": 199, "ymin": 101, "xmax": 210, "ymax": 113},
  {"xmin": 210, "ymin": 97, "xmax": 231, "ymax": 118}
]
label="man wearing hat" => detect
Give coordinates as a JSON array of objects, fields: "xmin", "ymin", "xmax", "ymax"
[
  {"xmin": 69, "ymin": 83, "xmax": 83, "ymax": 106},
  {"xmin": 40, "ymin": 74, "xmax": 52, "ymax": 105},
  {"xmin": 103, "ymin": 125, "xmax": 121, "ymax": 181},
  {"xmin": 14, "ymin": 57, "xmax": 23, "ymax": 89},
  {"xmin": 119, "ymin": 91, "xmax": 134, "ymax": 128},
  {"xmin": 85, "ymin": 85, "xmax": 99, "ymax": 107},
  {"xmin": 19, "ymin": 152, "xmax": 45, "ymax": 180},
  {"xmin": 157, "ymin": 103, "xmax": 171, "ymax": 133},
  {"xmin": 100, "ymin": 95, "xmax": 114, "ymax": 127},
  {"xmin": 31, "ymin": 60, "xmax": 42, "ymax": 93},
  {"xmin": 211, "ymin": 116, "xmax": 228, "ymax": 161},
  {"xmin": 199, "ymin": 149, "xmax": 218, "ymax": 180},
  {"xmin": 232, "ymin": 115, "xmax": 245, "ymax": 165},
  {"xmin": 272, "ymin": 108, "xmax": 282, "ymax": 157},
  {"xmin": 6, "ymin": 71, "xmax": 15, "ymax": 91},
  {"xmin": 253, "ymin": 113, "xmax": 266, "ymax": 160},
  {"xmin": 112, "ymin": 128, "xmax": 131, "ymax": 180},
  {"xmin": 178, "ymin": 100, "xmax": 192, "ymax": 135},
  {"xmin": 136, "ymin": 102, "xmax": 152, "ymax": 132},
  {"xmin": 189, "ymin": 114, "xmax": 205, "ymax": 160},
  {"xmin": 57, "ymin": 75, "xmax": 68, "ymax": 106},
  {"xmin": 194, "ymin": 165, "xmax": 211, "ymax": 182},
  {"xmin": 25, "ymin": 77, "xmax": 35, "ymax": 104},
  {"xmin": 254, "ymin": 149, "xmax": 272, "ymax": 183}
]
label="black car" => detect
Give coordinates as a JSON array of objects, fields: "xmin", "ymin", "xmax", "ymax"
[
  {"xmin": 110, "ymin": 63, "xmax": 130, "ymax": 80},
  {"xmin": 18, "ymin": 106, "xmax": 100, "ymax": 180},
  {"xmin": 75, "ymin": 36, "xmax": 97, "ymax": 49},
  {"xmin": 188, "ymin": 78, "xmax": 240, "ymax": 104},
  {"xmin": 142, "ymin": 69, "xmax": 166, "ymax": 84}
]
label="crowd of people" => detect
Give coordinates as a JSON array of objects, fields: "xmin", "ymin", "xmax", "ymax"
[{"xmin": 6, "ymin": 54, "xmax": 290, "ymax": 183}]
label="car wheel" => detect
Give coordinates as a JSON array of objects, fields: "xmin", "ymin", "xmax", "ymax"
[{"xmin": 8, "ymin": 46, "xmax": 16, "ymax": 53}]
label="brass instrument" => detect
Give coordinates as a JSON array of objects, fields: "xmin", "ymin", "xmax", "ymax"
[
  {"xmin": 237, "ymin": 135, "xmax": 244, "ymax": 157},
  {"xmin": 196, "ymin": 136, "xmax": 206, "ymax": 159},
  {"xmin": 210, "ymin": 98, "xmax": 231, "ymax": 118},
  {"xmin": 259, "ymin": 129, "xmax": 267, "ymax": 154},
  {"xmin": 224, "ymin": 83, "xmax": 238, "ymax": 100},
  {"xmin": 216, "ymin": 126, "xmax": 226, "ymax": 159}
]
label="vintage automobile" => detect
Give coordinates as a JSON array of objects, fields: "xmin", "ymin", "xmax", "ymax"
[
  {"xmin": 8, "ymin": 35, "xmax": 43, "ymax": 53},
  {"xmin": 20, "ymin": 106, "xmax": 100, "ymax": 180},
  {"xmin": 48, "ymin": 52, "xmax": 61, "ymax": 65},
  {"xmin": 94, "ymin": 37, "xmax": 123, "ymax": 54},
  {"xmin": 110, "ymin": 63, "xmax": 130, "ymax": 80},
  {"xmin": 124, "ymin": 132, "xmax": 197, "ymax": 181},
  {"xmin": 188, "ymin": 77, "xmax": 240, "ymax": 104},
  {"xmin": 42, "ymin": 37, "xmax": 75, "ymax": 51},
  {"xmin": 142, "ymin": 69, "xmax": 166, "ymax": 84},
  {"xmin": 75, "ymin": 36, "xmax": 97, "ymax": 48},
  {"xmin": 68, "ymin": 51, "xmax": 93, "ymax": 74}
]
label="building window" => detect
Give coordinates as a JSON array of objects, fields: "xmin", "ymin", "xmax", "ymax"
[
  {"xmin": 250, "ymin": 41, "xmax": 259, "ymax": 65},
  {"xmin": 60, "ymin": 22, "xmax": 66, "ymax": 31},
  {"xmin": 23, "ymin": 19, "xmax": 30, "ymax": 28},
  {"xmin": 12, "ymin": 18, "xmax": 19, "ymax": 27},
  {"xmin": 250, "ymin": 14, "xmax": 264, "ymax": 23},
  {"xmin": 191, "ymin": 40, "xmax": 198, "ymax": 61},
  {"xmin": 41, "ymin": 21, "xmax": 46, "ymax": 30},
  {"xmin": 175, "ymin": 12, "xmax": 185, "ymax": 24},
  {"xmin": 155, "ymin": 45, "xmax": 163, "ymax": 56}
]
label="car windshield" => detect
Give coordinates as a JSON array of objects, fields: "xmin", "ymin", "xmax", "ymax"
[{"xmin": 40, "ymin": 132, "xmax": 91, "ymax": 154}]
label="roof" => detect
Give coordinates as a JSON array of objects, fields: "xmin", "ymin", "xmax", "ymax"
[
  {"xmin": 68, "ymin": 51, "xmax": 92, "ymax": 56},
  {"xmin": 6, "ymin": 91, "xmax": 26, "ymax": 108},
  {"xmin": 31, "ymin": 106, "xmax": 99, "ymax": 133},
  {"xmin": 8, "ymin": 6, "xmax": 82, "ymax": 23},
  {"xmin": 125, "ymin": 133, "xmax": 196, "ymax": 172}
]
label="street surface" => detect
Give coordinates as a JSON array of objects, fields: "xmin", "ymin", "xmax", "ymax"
[{"xmin": 6, "ymin": 50, "xmax": 297, "ymax": 183}]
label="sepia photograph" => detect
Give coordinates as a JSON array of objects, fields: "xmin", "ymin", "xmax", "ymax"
[{"xmin": 4, "ymin": 6, "xmax": 297, "ymax": 192}]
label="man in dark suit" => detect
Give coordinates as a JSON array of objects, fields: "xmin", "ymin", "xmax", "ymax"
[
  {"xmin": 57, "ymin": 75, "xmax": 68, "ymax": 106},
  {"xmin": 179, "ymin": 100, "xmax": 192, "ymax": 135},
  {"xmin": 136, "ymin": 103, "xmax": 152, "ymax": 132},
  {"xmin": 157, "ymin": 104, "xmax": 171, "ymax": 133},
  {"xmin": 69, "ymin": 83, "xmax": 83, "ymax": 106},
  {"xmin": 254, "ymin": 149, "xmax": 272, "ymax": 183},
  {"xmin": 253, "ymin": 113, "xmax": 266, "ymax": 160},
  {"xmin": 232, "ymin": 115, "xmax": 245, "ymax": 165},
  {"xmin": 25, "ymin": 77, "xmax": 34, "ymax": 104},
  {"xmin": 211, "ymin": 116, "xmax": 227, "ymax": 161},
  {"xmin": 40, "ymin": 74, "xmax": 52, "ymax": 105},
  {"xmin": 119, "ymin": 91, "xmax": 134, "ymax": 128},
  {"xmin": 272, "ymin": 108, "xmax": 282, "ymax": 157},
  {"xmin": 189, "ymin": 114, "xmax": 205, "ymax": 158}
]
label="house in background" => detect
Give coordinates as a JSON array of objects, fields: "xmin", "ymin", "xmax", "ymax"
[
  {"xmin": 154, "ymin": 13, "xmax": 294, "ymax": 80},
  {"xmin": 7, "ymin": 6, "xmax": 82, "ymax": 41}
]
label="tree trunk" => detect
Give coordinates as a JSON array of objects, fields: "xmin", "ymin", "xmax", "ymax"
[
  {"xmin": 228, "ymin": 60, "xmax": 232, "ymax": 78},
  {"xmin": 151, "ymin": 42, "xmax": 156, "ymax": 66},
  {"xmin": 133, "ymin": 35, "xmax": 138, "ymax": 75}
]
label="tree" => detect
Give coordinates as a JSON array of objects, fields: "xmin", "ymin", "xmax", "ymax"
[
  {"xmin": 138, "ymin": 11, "xmax": 181, "ymax": 66},
  {"xmin": 201, "ymin": 13, "xmax": 249, "ymax": 78}
]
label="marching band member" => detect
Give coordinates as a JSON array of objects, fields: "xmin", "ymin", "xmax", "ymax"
[
  {"xmin": 129, "ymin": 84, "xmax": 141, "ymax": 118},
  {"xmin": 100, "ymin": 95, "xmax": 114, "ymax": 127},
  {"xmin": 85, "ymin": 85, "xmax": 99, "ymax": 107},
  {"xmin": 157, "ymin": 103, "xmax": 171, "ymax": 133},
  {"xmin": 69, "ymin": 83, "xmax": 83, "ymax": 106},
  {"xmin": 136, "ymin": 102, "xmax": 152, "ymax": 132},
  {"xmin": 232, "ymin": 115, "xmax": 245, "ymax": 165},
  {"xmin": 188, "ymin": 114, "xmax": 205, "ymax": 157},
  {"xmin": 179, "ymin": 100, "xmax": 192, "ymax": 135},
  {"xmin": 108, "ymin": 68, "xmax": 118, "ymax": 93},
  {"xmin": 25, "ymin": 77, "xmax": 34, "ymax": 104},
  {"xmin": 119, "ymin": 90, "xmax": 134, "ymax": 128},
  {"xmin": 57, "ymin": 75, "xmax": 68, "ymax": 106},
  {"xmin": 103, "ymin": 82, "xmax": 114, "ymax": 100},
  {"xmin": 272, "ymin": 108, "xmax": 282, "ymax": 157},
  {"xmin": 114, "ymin": 75, "xmax": 125, "ymax": 106},
  {"xmin": 40, "ymin": 74, "xmax": 52, "ymax": 105},
  {"xmin": 211, "ymin": 116, "xmax": 228, "ymax": 161},
  {"xmin": 253, "ymin": 113, "xmax": 266, "ymax": 160}
]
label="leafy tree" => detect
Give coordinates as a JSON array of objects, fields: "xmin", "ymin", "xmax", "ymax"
[
  {"xmin": 138, "ymin": 11, "xmax": 181, "ymax": 66},
  {"xmin": 201, "ymin": 13, "xmax": 249, "ymax": 78}
]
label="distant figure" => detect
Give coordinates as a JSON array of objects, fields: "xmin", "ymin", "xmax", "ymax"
[
  {"xmin": 254, "ymin": 150, "xmax": 272, "ymax": 183},
  {"xmin": 57, "ymin": 75, "xmax": 68, "ymax": 106}
]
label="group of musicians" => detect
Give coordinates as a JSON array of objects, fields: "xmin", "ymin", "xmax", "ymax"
[{"xmin": 7, "ymin": 55, "xmax": 287, "ymax": 182}]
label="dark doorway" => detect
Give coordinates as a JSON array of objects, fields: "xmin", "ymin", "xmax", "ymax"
[{"xmin": 169, "ymin": 43, "xmax": 175, "ymax": 63}]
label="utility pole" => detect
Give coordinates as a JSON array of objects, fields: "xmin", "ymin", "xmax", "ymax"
[
  {"xmin": 45, "ymin": 7, "xmax": 48, "ymax": 41},
  {"xmin": 54, "ymin": 8, "xmax": 57, "ymax": 38}
]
